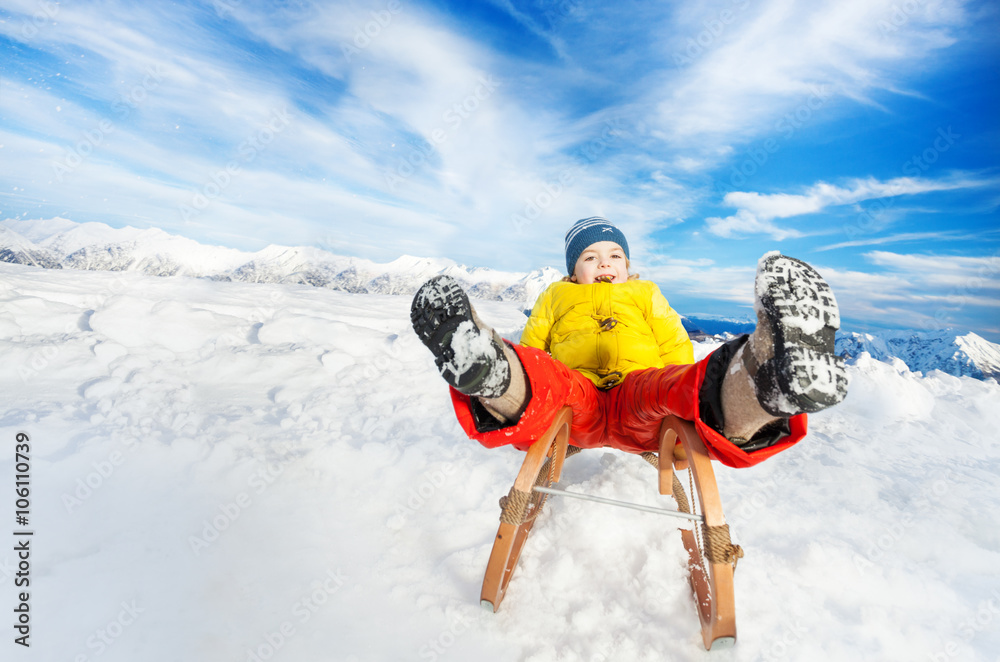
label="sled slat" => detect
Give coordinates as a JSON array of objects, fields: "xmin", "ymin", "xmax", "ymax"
[{"xmin": 657, "ymin": 427, "xmax": 676, "ymax": 496}]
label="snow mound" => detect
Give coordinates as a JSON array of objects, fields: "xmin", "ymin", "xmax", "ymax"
[{"xmin": 839, "ymin": 353, "xmax": 936, "ymax": 426}]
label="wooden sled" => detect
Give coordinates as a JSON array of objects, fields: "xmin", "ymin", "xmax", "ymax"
[{"xmin": 480, "ymin": 409, "xmax": 742, "ymax": 651}]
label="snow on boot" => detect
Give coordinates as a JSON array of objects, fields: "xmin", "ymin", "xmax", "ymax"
[
  {"xmin": 410, "ymin": 275, "xmax": 511, "ymax": 398},
  {"xmin": 745, "ymin": 253, "xmax": 849, "ymax": 417}
]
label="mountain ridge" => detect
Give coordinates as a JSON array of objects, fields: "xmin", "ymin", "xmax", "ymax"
[
  {"xmin": 836, "ymin": 329, "xmax": 1000, "ymax": 381},
  {"xmin": 0, "ymin": 218, "xmax": 563, "ymax": 310}
]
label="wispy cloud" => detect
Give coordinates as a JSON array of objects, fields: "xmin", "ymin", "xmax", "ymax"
[
  {"xmin": 864, "ymin": 250, "xmax": 1000, "ymax": 290},
  {"xmin": 817, "ymin": 231, "xmax": 976, "ymax": 251},
  {"xmin": 706, "ymin": 174, "xmax": 994, "ymax": 239},
  {"xmin": 649, "ymin": 0, "xmax": 966, "ymax": 155},
  {"xmin": 704, "ymin": 209, "xmax": 806, "ymax": 241}
]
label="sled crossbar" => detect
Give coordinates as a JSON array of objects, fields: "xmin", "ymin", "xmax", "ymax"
[{"xmin": 532, "ymin": 484, "xmax": 703, "ymax": 523}]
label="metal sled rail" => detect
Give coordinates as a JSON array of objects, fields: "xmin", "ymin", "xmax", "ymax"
[{"xmin": 532, "ymin": 484, "xmax": 703, "ymax": 522}]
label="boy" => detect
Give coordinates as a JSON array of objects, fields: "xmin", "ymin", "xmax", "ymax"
[{"xmin": 410, "ymin": 217, "xmax": 848, "ymax": 468}]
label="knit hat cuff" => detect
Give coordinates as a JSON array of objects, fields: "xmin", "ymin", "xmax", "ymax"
[{"xmin": 564, "ymin": 216, "xmax": 630, "ymax": 275}]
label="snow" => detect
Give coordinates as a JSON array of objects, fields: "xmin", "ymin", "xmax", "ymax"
[
  {"xmin": 2, "ymin": 262, "xmax": 1000, "ymax": 661},
  {"xmin": 443, "ymin": 320, "xmax": 511, "ymax": 395}
]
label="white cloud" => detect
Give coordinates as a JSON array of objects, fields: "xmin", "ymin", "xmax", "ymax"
[
  {"xmin": 704, "ymin": 209, "xmax": 804, "ymax": 240},
  {"xmin": 642, "ymin": 258, "xmax": 757, "ymax": 304},
  {"xmin": 707, "ymin": 174, "xmax": 994, "ymax": 239},
  {"xmin": 864, "ymin": 251, "xmax": 1000, "ymax": 290},
  {"xmin": 816, "ymin": 231, "xmax": 974, "ymax": 251},
  {"xmin": 726, "ymin": 176, "xmax": 986, "ymax": 219}
]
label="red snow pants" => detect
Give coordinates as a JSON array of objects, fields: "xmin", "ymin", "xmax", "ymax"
[{"xmin": 449, "ymin": 343, "xmax": 807, "ymax": 469}]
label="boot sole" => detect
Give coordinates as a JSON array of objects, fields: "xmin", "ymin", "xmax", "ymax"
[
  {"xmin": 754, "ymin": 255, "xmax": 848, "ymax": 416},
  {"xmin": 411, "ymin": 275, "xmax": 474, "ymax": 347},
  {"xmin": 410, "ymin": 275, "xmax": 510, "ymax": 396}
]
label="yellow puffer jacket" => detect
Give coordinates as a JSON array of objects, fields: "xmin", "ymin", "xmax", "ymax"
[{"xmin": 520, "ymin": 279, "xmax": 694, "ymax": 388}]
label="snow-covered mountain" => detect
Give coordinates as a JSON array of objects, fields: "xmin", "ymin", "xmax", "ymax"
[
  {"xmin": 4, "ymin": 217, "xmax": 1000, "ymax": 381},
  {"xmin": 680, "ymin": 315, "xmax": 756, "ymax": 339},
  {"xmin": 836, "ymin": 329, "xmax": 1000, "ymax": 381},
  {"xmin": 0, "ymin": 218, "xmax": 563, "ymax": 310}
]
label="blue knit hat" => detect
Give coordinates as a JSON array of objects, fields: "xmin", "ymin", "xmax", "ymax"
[{"xmin": 564, "ymin": 216, "xmax": 630, "ymax": 275}]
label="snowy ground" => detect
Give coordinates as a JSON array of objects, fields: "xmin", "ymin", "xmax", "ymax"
[{"xmin": 1, "ymin": 262, "xmax": 999, "ymax": 662}]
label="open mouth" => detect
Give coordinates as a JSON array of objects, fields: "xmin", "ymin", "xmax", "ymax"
[{"xmin": 595, "ymin": 274, "xmax": 615, "ymax": 283}]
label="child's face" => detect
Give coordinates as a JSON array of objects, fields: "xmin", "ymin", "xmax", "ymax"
[{"xmin": 571, "ymin": 241, "xmax": 629, "ymax": 284}]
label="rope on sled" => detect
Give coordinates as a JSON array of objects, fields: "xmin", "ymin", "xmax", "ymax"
[
  {"xmin": 640, "ymin": 452, "xmax": 691, "ymax": 515},
  {"xmin": 500, "ymin": 446, "xmax": 581, "ymax": 525},
  {"xmin": 642, "ymin": 449, "xmax": 741, "ymax": 568},
  {"xmin": 499, "ymin": 487, "xmax": 531, "ymax": 525},
  {"xmin": 703, "ymin": 524, "xmax": 744, "ymax": 569},
  {"xmin": 672, "ymin": 474, "xmax": 691, "ymax": 516}
]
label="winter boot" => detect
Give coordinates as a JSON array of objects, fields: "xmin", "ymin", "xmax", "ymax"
[
  {"xmin": 411, "ymin": 275, "xmax": 512, "ymax": 398},
  {"xmin": 722, "ymin": 253, "xmax": 849, "ymax": 443}
]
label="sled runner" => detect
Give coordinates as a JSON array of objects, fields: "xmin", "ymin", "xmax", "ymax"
[
  {"xmin": 480, "ymin": 408, "xmax": 741, "ymax": 651},
  {"xmin": 480, "ymin": 407, "xmax": 572, "ymax": 614}
]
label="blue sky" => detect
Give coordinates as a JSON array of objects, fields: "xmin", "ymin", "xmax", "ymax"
[{"xmin": 1, "ymin": 0, "xmax": 998, "ymax": 340}]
